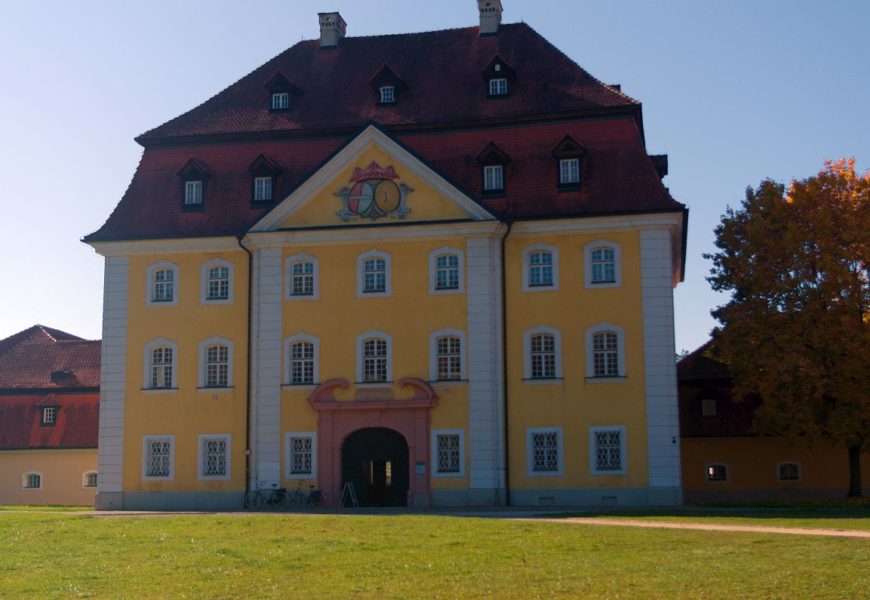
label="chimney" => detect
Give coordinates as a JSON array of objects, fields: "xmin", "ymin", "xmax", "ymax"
[
  {"xmin": 318, "ymin": 12, "xmax": 347, "ymax": 48},
  {"xmin": 478, "ymin": 0, "xmax": 503, "ymax": 36}
]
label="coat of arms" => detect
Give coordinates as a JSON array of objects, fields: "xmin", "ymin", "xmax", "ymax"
[{"xmin": 336, "ymin": 161, "xmax": 413, "ymax": 221}]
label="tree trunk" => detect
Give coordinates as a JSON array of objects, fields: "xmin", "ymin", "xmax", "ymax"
[{"xmin": 847, "ymin": 444, "xmax": 863, "ymax": 497}]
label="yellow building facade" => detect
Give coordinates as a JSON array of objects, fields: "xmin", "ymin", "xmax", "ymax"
[{"xmin": 86, "ymin": 6, "xmax": 687, "ymax": 509}]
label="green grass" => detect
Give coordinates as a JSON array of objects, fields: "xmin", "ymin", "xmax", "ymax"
[
  {"xmin": 0, "ymin": 505, "xmax": 90, "ymax": 512},
  {"xmin": 0, "ymin": 513, "xmax": 868, "ymax": 598}
]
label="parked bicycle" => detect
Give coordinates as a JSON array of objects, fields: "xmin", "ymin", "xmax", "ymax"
[
  {"xmin": 288, "ymin": 480, "xmax": 325, "ymax": 508},
  {"xmin": 245, "ymin": 484, "xmax": 288, "ymax": 510}
]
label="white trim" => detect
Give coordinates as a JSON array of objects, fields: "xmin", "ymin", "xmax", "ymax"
[
  {"xmin": 429, "ymin": 329, "xmax": 467, "ymax": 381},
  {"xmin": 200, "ymin": 258, "xmax": 234, "ymax": 304},
  {"xmin": 21, "ymin": 471, "xmax": 43, "ymax": 490},
  {"xmin": 198, "ymin": 336, "xmax": 234, "ymax": 388},
  {"xmin": 284, "ymin": 333, "xmax": 320, "ymax": 386},
  {"xmin": 249, "ymin": 124, "xmax": 495, "ymax": 232},
  {"xmin": 522, "ymin": 242, "xmax": 559, "ymax": 292},
  {"xmin": 285, "ymin": 252, "xmax": 320, "ymax": 300},
  {"xmin": 776, "ymin": 462, "xmax": 802, "ymax": 482},
  {"xmin": 589, "ymin": 426, "xmax": 628, "ymax": 476},
  {"xmin": 584, "ymin": 240, "xmax": 622, "ymax": 289},
  {"xmin": 428, "ymin": 246, "xmax": 465, "ymax": 295},
  {"xmin": 143, "ymin": 338, "xmax": 179, "ymax": 390},
  {"xmin": 585, "ymin": 324, "xmax": 626, "ymax": 379},
  {"xmin": 142, "ymin": 435, "xmax": 175, "ymax": 481},
  {"xmin": 523, "ymin": 326, "xmax": 562, "ymax": 381},
  {"xmin": 197, "ymin": 434, "xmax": 232, "ymax": 481},
  {"xmin": 525, "ymin": 427, "xmax": 564, "ymax": 477},
  {"xmin": 356, "ymin": 249, "xmax": 392, "ymax": 298},
  {"xmin": 431, "ymin": 429, "xmax": 466, "ymax": 477},
  {"xmin": 704, "ymin": 463, "xmax": 729, "ymax": 483},
  {"xmin": 356, "ymin": 330, "xmax": 393, "ymax": 383},
  {"xmin": 82, "ymin": 471, "xmax": 98, "ymax": 489},
  {"xmin": 145, "ymin": 261, "xmax": 179, "ymax": 306},
  {"xmin": 285, "ymin": 431, "xmax": 317, "ymax": 479},
  {"xmin": 510, "ymin": 213, "xmax": 682, "ymax": 235},
  {"xmin": 89, "ymin": 237, "xmax": 242, "ymax": 257}
]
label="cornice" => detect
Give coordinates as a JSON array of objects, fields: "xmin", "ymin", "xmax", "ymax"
[{"xmin": 88, "ymin": 236, "xmax": 243, "ymax": 257}]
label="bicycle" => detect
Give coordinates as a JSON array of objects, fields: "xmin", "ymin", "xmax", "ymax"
[
  {"xmin": 245, "ymin": 484, "xmax": 288, "ymax": 510},
  {"xmin": 288, "ymin": 481, "xmax": 325, "ymax": 508}
]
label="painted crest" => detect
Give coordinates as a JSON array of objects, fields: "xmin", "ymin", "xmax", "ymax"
[{"xmin": 336, "ymin": 161, "xmax": 413, "ymax": 221}]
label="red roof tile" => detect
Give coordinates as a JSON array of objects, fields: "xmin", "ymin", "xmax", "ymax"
[
  {"xmin": 0, "ymin": 394, "xmax": 99, "ymax": 450},
  {"xmin": 0, "ymin": 325, "xmax": 100, "ymax": 389}
]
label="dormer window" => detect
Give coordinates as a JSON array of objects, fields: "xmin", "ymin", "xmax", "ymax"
[
  {"xmin": 248, "ymin": 154, "xmax": 282, "ymax": 204},
  {"xmin": 483, "ymin": 165, "xmax": 503, "ymax": 192},
  {"xmin": 184, "ymin": 180, "xmax": 203, "ymax": 205},
  {"xmin": 264, "ymin": 71, "xmax": 302, "ymax": 112},
  {"xmin": 552, "ymin": 135, "xmax": 588, "ymax": 190},
  {"xmin": 482, "ymin": 56, "xmax": 515, "ymax": 98},
  {"xmin": 379, "ymin": 86, "xmax": 396, "ymax": 104},
  {"xmin": 476, "ymin": 142, "xmax": 511, "ymax": 195},
  {"xmin": 559, "ymin": 159, "xmax": 580, "ymax": 185},
  {"xmin": 42, "ymin": 407, "xmax": 57, "ymax": 425},
  {"xmin": 488, "ymin": 78, "xmax": 508, "ymax": 96},
  {"xmin": 177, "ymin": 158, "xmax": 211, "ymax": 210},
  {"xmin": 254, "ymin": 176, "xmax": 273, "ymax": 202},
  {"xmin": 271, "ymin": 92, "xmax": 290, "ymax": 110},
  {"xmin": 370, "ymin": 64, "xmax": 407, "ymax": 105}
]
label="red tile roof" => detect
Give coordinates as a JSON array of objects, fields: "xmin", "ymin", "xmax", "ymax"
[
  {"xmin": 0, "ymin": 394, "xmax": 99, "ymax": 450},
  {"xmin": 0, "ymin": 325, "xmax": 100, "ymax": 389}
]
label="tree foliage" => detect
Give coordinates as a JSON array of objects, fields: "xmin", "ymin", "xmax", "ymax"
[{"xmin": 706, "ymin": 159, "xmax": 870, "ymax": 495}]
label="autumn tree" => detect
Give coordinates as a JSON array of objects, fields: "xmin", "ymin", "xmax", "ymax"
[{"xmin": 706, "ymin": 159, "xmax": 870, "ymax": 497}]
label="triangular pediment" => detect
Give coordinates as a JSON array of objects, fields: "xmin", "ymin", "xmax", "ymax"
[{"xmin": 249, "ymin": 125, "xmax": 495, "ymax": 232}]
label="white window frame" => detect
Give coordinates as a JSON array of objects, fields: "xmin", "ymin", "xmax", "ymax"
[
  {"xmin": 428, "ymin": 246, "xmax": 465, "ymax": 295},
  {"xmin": 488, "ymin": 77, "xmax": 508, "ymax": 96},
  {"xmin": 198, "ymin": 434, "xmax": 232, "ymax": 481},
  {"xmin": 523, "ymin": 326, "xmax": 562, "ymax": 382},
  {"xmin": 142, "ymin": 435, "xmax": 175, "ymax": 481},
  {"xmin": 271, "ymin": 92, "xmax": 290, "ymax": 110},
  {"xmin": 146, "ymin": 261, "xmax": 179, "ymax": 306},
  {"xmin": 253, "ymin": 176, "xmax": 273, "ymax": 202},
  {"xmin": 198, "ymin": 337, "xmax": 234, "ymax": 389},
  {"xmin": 526, "ymin": 427, "xmax": 564, "ymax": 477},
  {"xmin": 284, "ymin": 333, "xmax": 320, "ymax": 386},
  {"xmin": 285, "ymin": 431, "xmax": 317, "ymax": 479},
  {"xmin": 431, "ymin": 429, "xmax": 466, "ymax": 477},
  {"xmin": 585, "ymin": 324, "xmax": 626, "ymax": 381},
  {"xmin": 22, "ymin": 471, "xmax": 42, "ymax": 490},
  {"xmin": 705, "ymin": 463, "xmax": 729, "ymax": 483},
  {"xmin": 356, "ymin": 330, "xmax": 393, "ymax": 384},
  {"xmin": 483, "ymin": 164, "xmax": 504, "ymax": 191},
  {"xmin": 200, "ymin": 258, "xmax": 234, "ymax": 305},
  {"xmin": 285, "ymin": 253, "xmax": 320, "ymax": 300},
  {"xmin": 184, "ymin": 180, "xmax": 203, "ymax": 205},
  {"xmin": 82, "ymin": 471, "xmax": 98, "ymax": 489},
  {"xmin": 584, "ymin": 240, "xmax": 622, "ymax": 288},
  {"xmin": 379, "ymin": 85, "xmax": 396, "ymax": 104},
  {"xmin": 143, "ymin": 338, "xmax": 179, "ymax": 391},
  {"xmin": 428, "ymin": 329, "xmax": 467, "ymax": 382},
  {"xmin": 42, "ymin": 407, "xmax": 57, "ymax": 425},
  {"xmin": 559, "ymin": 158, "xmax": 581, "ymax": 185},
  {"xmin": 522, "ymin": 242, "xmax": 559, "ymax": 292},
  {"xmin": 356, "ymin": 249, "xmax": 392, "ymax": 298},
  {"xmin": 589, "ymin": 426, "xmax": 628, "ymax": 476},
  {"xmin": 777, "ymin": 462, "xmax": 801, "ymax": 482}
]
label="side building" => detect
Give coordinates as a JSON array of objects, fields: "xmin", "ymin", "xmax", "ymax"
[
  {"xmin": 0, "ymin": 326, "xmax": 100, "ymax": 506},
  {"xmin": 85, "ymin": 3, "xmax": 687, "ymax": 509}
]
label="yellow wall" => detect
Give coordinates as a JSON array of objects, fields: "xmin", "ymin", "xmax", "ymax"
[
  {"xmin": 505, "ymin": 230, "xmax": 648, "ymax": 489},
  {"xmin": 0, "ymin": 449, "xmax": 97, "ymax": 506},
  {"xmin": 123, "ymin": 250, "xmax": 248, "ymax": 493}
]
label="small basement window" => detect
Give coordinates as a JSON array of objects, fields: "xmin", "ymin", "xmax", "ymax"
[
  {"xmin": 706, "ymin": 464, "xmax": 728, "ymax": 482},
  {"xmin": 778, "ymin": 463, "xmax": 800, "ymax": 481},
  {"xmin": 701, "ymin": 398, "xmax": 718, "ymax": 417}
]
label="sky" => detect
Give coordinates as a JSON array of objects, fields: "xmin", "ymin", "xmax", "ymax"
[{"xmin": 0, "ymin": 0, "xmax": 867, "ymax": 352}]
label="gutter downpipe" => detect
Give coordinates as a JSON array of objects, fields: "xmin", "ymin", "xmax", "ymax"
[
  {"xmin": 237, "ymin": 235, "xmax": 254, "ymax": 507},
  {"xmin": 499, "ymin": 220, "xmax": 513, "ymax": 506}
]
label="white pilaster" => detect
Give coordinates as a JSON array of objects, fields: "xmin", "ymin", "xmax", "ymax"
[
  {"xmin": 465, "ymin": 233, "xmax": 506, "ymax": 502},
  {"xmin": 251, "ymin": 247, "xmax": 283, "ymax": 488},
  {"xmin": 640, "ymin": 229, "xmax": 682, "ymax": 497},
  {"xmin": 96, "ymin": 256, "xmax": 129, "ymax": 499}
]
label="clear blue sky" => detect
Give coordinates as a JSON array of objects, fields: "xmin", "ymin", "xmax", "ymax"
[{"xmin": 1, "ymin": 0, "xmax": 867, "ymax": 352}]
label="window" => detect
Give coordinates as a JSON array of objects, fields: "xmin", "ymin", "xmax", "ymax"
[
  {"xmin": 356, "ymin": 331, "xmax": 392, "ymax": 384},
  {"xmin": 436, "ymin": 336, "xmax": 462, "ymax": 380},
  {"xmin": 701, "ymin": 398, "xmax": 718, "ymax": 418},
  {"xmin": 271, "ymin": 92, "xmax": 290, "ymax": 110},
  {"xmin": 523, "ymin": 327, "xmax": 562, "ymax": 381},
  {"xmin": 285, "ymin": 253, "xmax": 319, "ymax": 300},
  {"xmin": 83, "ymin": 471, "xmax": 98, "ymax": 488},
  {"xmin": 584, "ymin": 240, "xmax": 622, "ymax": 288},
  {"xmin": 143, "ymin": 436, "xmax": 174, "ymax": 480},
  {"xmin": 207, "ymin": 266, "xmax": 229, "ymax": 300},
  {"xmin": 432, "ymin": 430, "xmax": 465, "ymax": 477},
  {"xmin": 254, "ymin": 176, "xmax": 273, "ymax": 202},
  {"xmin": 146, "ymin": 261, "xmax": 179, "ymax": 306},
  {"xmin": 428, "ymin": 247, "xmax": 464, "ymax": 295},
  {"xmin": 184, "ymin": 180, "xmax": 203, "ymax": 205},
  {"xmin": 585, "ymin": 324, "xmax": 626, "ymax": 380},
  {"xmin": 778, "ymin": 462, "xmax": 801, "ymax": 482},
  {"xmin": 483, "ymin": 164, "xmax": 504, "ymax": 191},
  {"xmin": 379, "ymin": 86, "xmax": 395, "ymax": 104},
  {"xmin": 590, "ymin": 427, "xmax": 627, "ymax": 475},
  {"xmin": 284, "ymin": 334, "xmax": 319, "ymax": 386},
  {"xmin": 285, "ymin": 432, "xmax": 317, "ymax": 479},
  {"xmin": 42, "ymin": 407, "xmax": 57, "ymax": 425},
  {"xmin": 488, "ymin": 77, "xmax": 508, "ymax": 96},
  {"xmin": 198, "ymin": 434, "xmax": 231, "ymax": 480},
  {"xmin": 522, "ymin": 243, "xmax": 559, "ymax": 292},
  {"xmin": 22, "ymin": 472, "xmax": 42, "ymax": 490},
  {"xmin": 706, "ymin": 464, "xmax": 728, "ymax": 482},
  {"xmin": 144, "ymin": 339, "xmax": 178, "ymax": 390},
  {"xmin": 198, "ymin": 337, "xmax": 233, "ymax": 389},
  {"xmin": 526, "ymin": 428, "xmax": 563, "ymax": 476},
  {"xmin": 559, "ymin": 158, "xmax": 580, "ymax": 185},
  {"xmin": 356, "ymin": 250, "xmax": 391, "ymax": 297},
  {"xmin": 200, "ymin": 259, "xmax": 233, "ymax": 304}
]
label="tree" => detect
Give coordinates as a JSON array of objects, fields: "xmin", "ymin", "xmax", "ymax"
[{"xmin": 706, "ymin": 159, "xmax": 870, "ymax": 497}]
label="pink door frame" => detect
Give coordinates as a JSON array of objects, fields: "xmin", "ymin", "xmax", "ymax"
[{"xmin": 308, "ymin": 378, "xmax": 438, "ymax": 507}]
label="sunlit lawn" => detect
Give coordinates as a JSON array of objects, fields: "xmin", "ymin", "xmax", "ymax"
[{"xmin": 1, "ymin": 512, "xmax": 868, "ymax": 598}]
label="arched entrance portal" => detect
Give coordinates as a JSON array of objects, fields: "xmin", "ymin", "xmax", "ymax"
[{"xmin": 342, "ymin": 428, "xmax": 409, "ymax": 507}]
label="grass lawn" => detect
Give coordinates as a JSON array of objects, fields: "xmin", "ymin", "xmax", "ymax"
[
  {"xmin": 0, "ymin": 505, "xmax": 90, "ymax": 512},
  {"xmin": 1, "ymin": 512, "xmax": 868, "ymax": 598}
]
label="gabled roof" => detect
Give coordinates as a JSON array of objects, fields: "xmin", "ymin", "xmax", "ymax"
[
  {"xmin": 0, "ymin": 325, "xmax": 100, "ymax": 390},
  {"xmin": 0, "ymin": 394, "xmax": 99, "ymax": 450},
  {"xmin": 136, "ymin": 23, "xmax": 637, "ymax": 144},
  {"xmin": 677, "ymin": 341, "xmax": 731, "ymax": 382}
]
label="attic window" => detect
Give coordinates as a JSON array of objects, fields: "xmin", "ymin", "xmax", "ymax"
[
  {"xmin": 482, "ymin": 56, "xmax": 515, "ymax": 98},
  {"xmin": 249, "ymin": 154, "xmax": 282, "ymax": 204},
  {"xmin": 483, "ymin": 165, "xmax": 503, "ymax": 191},
  {"xmin": 184, "ymin": 180, "xmax": 203, "ymax": 205},
  {"xmin": 254, "ymin": 176, "xmax": 273, "ymax": 202},
  {"xmin": 488, "ymin": 78, "xmax": 508, "ymax": 96},
  {"xmin": 42, "ymin": 407, "xmax": 57, "ymax": 425},
  {"xmin": 379, "ymin": 86, "xmax": 396, "ymax": 104},
  {"xmin": 370, "ymin": 64, "xmax": 406, "ymax": 105},
  {"xmin": 264, "ymin": 71, "xmax": 302, "ymax": 112},
  {"xmin": 271, "ymin": 92, "xmax": 290, "ymax": 110},
  {"xmin": 177, "ymin": 158, "xmax": 211, "ymax": 210},
  {"xmin": 552, "ymin": 135, "xmax": 588, "ymax": 190},
  {"xmin": 476, "ymin": 142, "xmax": 511, "ymax": 196}
]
